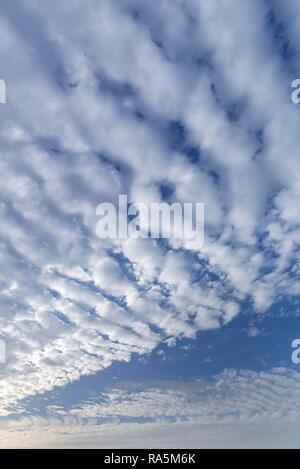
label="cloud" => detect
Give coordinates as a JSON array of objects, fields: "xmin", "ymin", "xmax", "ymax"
[
  {"xmin": 55, "ymin": 368, "xmax": 300, "ymax": 424},
  {"xmin": 0, "ymin": 0, "xmax": 299, "ymax": 418},
  {"xmin": 1, "ymin": 368, "xmax": 300, "ymax": 448}
]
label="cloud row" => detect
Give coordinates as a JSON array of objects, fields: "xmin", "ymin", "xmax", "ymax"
[
  {"xmin": 0, "ymin": 0, "xmax": 299, "ymax": 413},
  {"xmin": 1, "ymin": 367, "xmax": 300, "ymax": 448}
]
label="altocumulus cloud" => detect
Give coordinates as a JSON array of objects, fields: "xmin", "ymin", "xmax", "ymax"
[
  {"xmin": 1, "ymin": 368, "xmax": 300, "ymax": 448},
  {"xmin": 0, "ymin": 0, "xmax": 300, "ymax": 444}
]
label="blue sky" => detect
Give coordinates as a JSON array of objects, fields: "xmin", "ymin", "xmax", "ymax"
[{"xmin": 0, "ymin": 0, "xmax": 300, "ymax": 448}]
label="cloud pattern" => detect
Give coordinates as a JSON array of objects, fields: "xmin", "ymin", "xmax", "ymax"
[{"xmin": 0, "ymin": 0, "xmax": 300, "ymax": 437}]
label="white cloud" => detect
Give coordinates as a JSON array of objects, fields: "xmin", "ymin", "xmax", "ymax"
[
  {"xmin": 0, "ymin": 0, "xmax": 299, "ymax": 418},
  {"xmin": 1, "ymin": 368, "xmax": 300, "ymax": 448}
]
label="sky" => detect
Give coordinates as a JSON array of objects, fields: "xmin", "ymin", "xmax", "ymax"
[{"xmin": 0, "ymin": 0, "xmax": 300, "ymax": 449}]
